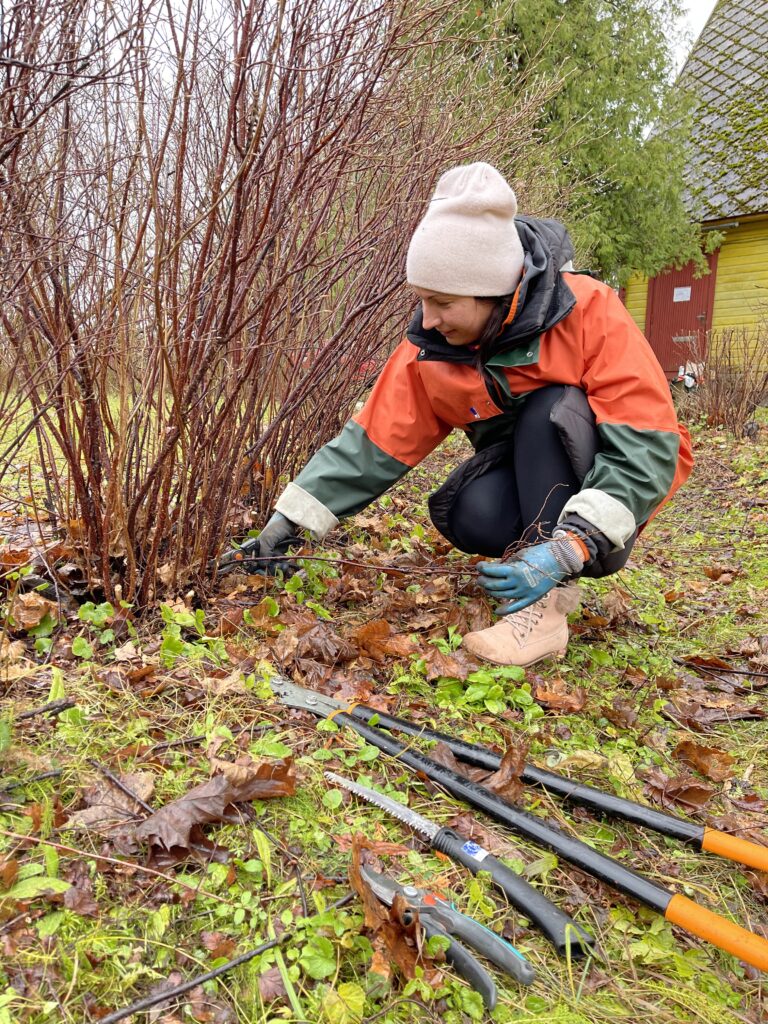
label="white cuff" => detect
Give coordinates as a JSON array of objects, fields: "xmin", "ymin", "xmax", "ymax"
[
  {"xmin": 558, "ymin": 489, "xmax": 636, "ymax": 551},
  {"xmin": 275, "ymin": 483, "xmax": 339, "ymax": 540}
]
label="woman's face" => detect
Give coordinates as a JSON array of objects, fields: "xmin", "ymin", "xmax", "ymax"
[{"xmin": 412, "ymin": 288, "xmax": 495, "ymax": 347}]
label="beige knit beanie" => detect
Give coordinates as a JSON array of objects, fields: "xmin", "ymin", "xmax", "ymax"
[{"xmin": 406, "ymin": 162, "xmax": 524, "ymax": 297}]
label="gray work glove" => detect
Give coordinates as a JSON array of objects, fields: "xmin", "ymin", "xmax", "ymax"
[{"xmin": 217, "ymin": 512, "xmax": 301, "ymax": 575}]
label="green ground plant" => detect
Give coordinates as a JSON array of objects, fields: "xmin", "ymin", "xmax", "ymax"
[{"xmin": 1, "ymin": 425, "xmax": 767, "ymax": 1023}]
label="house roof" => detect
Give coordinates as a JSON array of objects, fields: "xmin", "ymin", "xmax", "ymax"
[{"xmin": 679, "ymin": 0, "xmax": 768, "ymax": 221}]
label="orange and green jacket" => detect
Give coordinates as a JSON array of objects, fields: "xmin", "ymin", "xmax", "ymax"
[{"xmin": 275, "ymin": 217, "xmax": 693, "ymax": 554}]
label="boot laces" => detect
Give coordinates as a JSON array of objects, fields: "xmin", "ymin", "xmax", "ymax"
[{"xmin": 504, "ymin": 602, "xmax": 544, "ymax": 643}]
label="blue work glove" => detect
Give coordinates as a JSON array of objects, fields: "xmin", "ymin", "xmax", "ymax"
[{"xmin": 477, "ymin": 535, "xmax": 586, "ymax": 615}]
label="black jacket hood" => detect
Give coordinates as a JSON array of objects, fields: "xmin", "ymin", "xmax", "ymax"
[{"xmin": 406, "ymin": 215, "xmax": 578, "ymax": 363}]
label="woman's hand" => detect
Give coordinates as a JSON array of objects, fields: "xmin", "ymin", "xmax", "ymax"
[
  {"xmin": 476, "ymin": 536, "xmax": 586, "ymax": 614},
  {"xmin": 217, "ymin": 512, "xmax": 300, "ymax": 576}
]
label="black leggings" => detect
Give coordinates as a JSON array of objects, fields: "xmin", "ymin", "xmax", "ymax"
[{"xmin": 445, "ymin": 386, "xmax": 634, "ymax": 578}]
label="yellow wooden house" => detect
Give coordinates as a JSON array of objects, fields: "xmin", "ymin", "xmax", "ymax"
[{"xmin": 623, "ymin": 0, "xmax": 768, "ymax": 376}]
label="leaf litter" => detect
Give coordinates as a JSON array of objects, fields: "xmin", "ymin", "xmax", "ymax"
[{"xmin": 3, "ymin": 429, "xmax": 768, "ymax": 1021}]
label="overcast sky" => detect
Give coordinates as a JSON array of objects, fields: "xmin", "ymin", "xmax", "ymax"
[{"xmin": 674, "ymin": 0, "xmax": 720, "ymax": 71}]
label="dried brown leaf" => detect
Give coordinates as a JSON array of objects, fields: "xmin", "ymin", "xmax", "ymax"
[
  {"xmin": 369, "ymin": 946, "xmax": 392, "ymax": 981},
  {"xmin": 444, "ymin": 597, "xmax": 493, "ymax": 636},
  {"xmin": 66, "ymin": 772, "xmax": 155, "ymax": 835},
  {"xmin": 745, "ymin": 871, "xmax": 768, "ymax": 902},
  {"xmin": 663, "ymin": 693, "xmax": 766, "ymax": 730},
  {"xmin": 201, "ymin": 931, "xmax": 237, "ymax": 959},
  {"xmin": 446, "ymin": 813, "xmax": 509, "ymax": 855},
  {"xmin": 602, "ymin": 698, "xmax": 639, "ymax": 730},
  {"xmin": 354, "ymin": 620, "xmax": 416, "ymax": 662},
  {"xmin": 703, "ymin": 565, "xmax": 738, "ymax": 582},
  {"xmin": 0, "ymin": 859, "xmax": 19, "ymax": 888},
  {"xmin": 134, "ymin": 758, "xmax": 295, "ymax": 853},
  {"xmin": 407, "ymin": 609, "xmax": 445, "ymax": 631},
  {"xmin": 214, "ymin": 607, "xmax": 244, "ymax": 636},
  {"xmin": 348, "ymin": 834, "xmax": 440, "ymax": 985},
  {"xmin": 258, "ymin": 966, "xmax": 288, "ymax": 1003},
  {"xmin": 483, "ymin": 738, "xmax": 528, "ymax": 804},
  {"xmin": 534, "ymin": 678, "xmax": 587, "ymax": 713},
  {"xmin": 672, "ymin": 739, "xmax": 735, "ymax": 782},
  {"xmin": 296, "ymin": 624, "xmax": 357, "ymax": 665},
  {"xmin": 63, "ymin": 878, "xmax": 99, "ymax": 917},
  {"xmin": 7, "ymin": 592, "xmax": 59, "ymax": 630},
  {"xmin": 0, "ymin": 546, "xmax": 34, "ymax": 570},
  {"xmin": 601, "ymin": 588, "xmax": 635, "ymax": 624},
  {"xmin": 270, "ymin": 627, "xmax": 299, "ymax": 664},
  {"xmin": 727, "ymin": 791, "xmax": 767, "ymax": 813},
  {"xmin": 682, "ymin": 653, "xmax": 734, "ymax": 671},
  {"xmin": 421, "ymin": 646, "xmax": 471, "ymax": 682},
  {"xmin": 643, "ymin": 767, "xmax": 714, "ymax": 812}
]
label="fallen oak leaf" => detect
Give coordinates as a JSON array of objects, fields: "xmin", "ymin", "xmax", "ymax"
[
  {"xmin": 295, "ymin": 658, "xmax": 334, "ymax": 690},
  {"xmin": 601, "ymin": 697, "xmax": 638, "ymax": 730},
  {"xmin": 201, "ymin": 931, "xmax": 237, "ymax": 959},
  {"xmin": 421, "ymin": 646, "xmax": 472, "ymax": 682},
  {"xmin": 296, "ymin": 624, "xmax": 357, "ymax": 665},
  {"xmin": 353, "ymin": 620, "xmax": 417, "ymax": 662},
  {"xmin": 483, "ymin": 735, "xmax": 529, "ymax": 804},
  {"xmin": 601, "ymin": 588, "xmax": 636, "ymax": 625},
  {"xmin": 672, "ymin": 739, "xmax": 735, "ymax": 782},
  {"xmin": 727, "ymin": 791, "xmax": 767, "ymax": 814},
  {"xmin": 134, "ymin": 758, "xmax": 294, "ymax": 853},
  {"xmin": 446, "ymin": 813, "xmax": 511, "ymax": 856},
  {"xmin": 63, "ymin": 876, "xmax": 99, "ymax": 917},
  {"xmin": 682, "ymin": 653, "xmax": 734, "ymax": 671},
  {"xmin": 703, "ymin": 565, "xmax": 739, "ymax": 582},
  {"xmin": 270, "ymin": 626, "xmax": 299, "ymax": 664},
  {"xmin": 66, "ymin": 772, "xmax": 155, "ymax": 836},
  {"xmin": 662, "ymin": 694, "xmax": 766, "ymax": 730},
  {"xmin": 533, "ymin": 677, "xmax": 587, "ymax": 713},
  {"xmin": 642, "ymin": 767, "xmax": 714, "ymax": 812},
  {"xmin": 6, "ymin": 592, "xmax": 59, "ymax": 631},
  {"xmin": 0, "ymin": 546, "xmax": 34, "ymax": 570}
]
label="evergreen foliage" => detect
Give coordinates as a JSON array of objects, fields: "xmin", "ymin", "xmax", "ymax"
[{"xmin": 462, "ymin": 0, "xmax": 703, "ymax": 282}]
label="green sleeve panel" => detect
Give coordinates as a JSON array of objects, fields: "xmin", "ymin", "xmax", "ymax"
[
  {"xmin": 293, "ymin": 419, "xmax": 412, "ymax": 519},
  {"xmin": 583, "ymin": 423, "xmax": 680, "ymax": 526}
]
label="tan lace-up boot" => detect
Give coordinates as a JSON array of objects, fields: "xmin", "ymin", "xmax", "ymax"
[{"xmin": 462, "ymin": 585, "xmax": 580, "ymax": 668}]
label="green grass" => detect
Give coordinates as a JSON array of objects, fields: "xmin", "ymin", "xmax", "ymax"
[{"xmin": 1, "ymin": 424, "xmax": 767, "ymax": 1022}]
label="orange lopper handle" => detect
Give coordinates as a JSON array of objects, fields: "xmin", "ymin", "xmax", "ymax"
[
  {"xmin": 666, "ymin": 894, "xmax": 768, "ymax": 972},
  {"xmin": 702, "ymin": 827, "xmax": 768, "ymax": 873}
]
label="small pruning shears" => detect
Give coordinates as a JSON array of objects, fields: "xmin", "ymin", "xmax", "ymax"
[
  {"xmin": 361, "ymin": 866, "xmax": 535, "ymax": 1008},
  {"xmin": 326, "ymin": 771, "xmax": 593, "ymax": 957}
]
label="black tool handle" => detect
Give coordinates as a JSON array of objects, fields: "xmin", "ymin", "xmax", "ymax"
[
  {"xmin": 420, "ymin": 918, "xmax": 497, "ymax": 1010},
  {"xmin": 347, "ymin": 705, "xmax": 703, "ymax": 845},
  {"xmin": 432, "ymin": 827, "xmax": 592, "ymax": 958},
  {"xmin": 335, "ymin": 712, "xmax": 672, "ymax": 915}
]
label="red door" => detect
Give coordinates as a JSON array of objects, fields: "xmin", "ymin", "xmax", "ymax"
[{"xmin": 645, "ymin": 252, "xmax": 718, "ymax": 377}]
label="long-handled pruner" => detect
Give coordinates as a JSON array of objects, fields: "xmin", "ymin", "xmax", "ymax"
[
  {"xmin": 326, "ymin": 771, "xmax": 594, "ymax": 957},
  {"xmin": 273, "ymin": 677, "xmax": 768, "ymax": 972},
  {"xmin": 361, "ymin": 865, "xmax": 535, "ymax": 1008},
  {"xmin": 273, "ymin": 677, "xmax": 768, "ymax": 871}
]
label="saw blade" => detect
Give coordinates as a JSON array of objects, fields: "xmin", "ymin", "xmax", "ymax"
[{"xmin": 325, "ymin": 772, "xmax": 438, "ymax": 842}]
